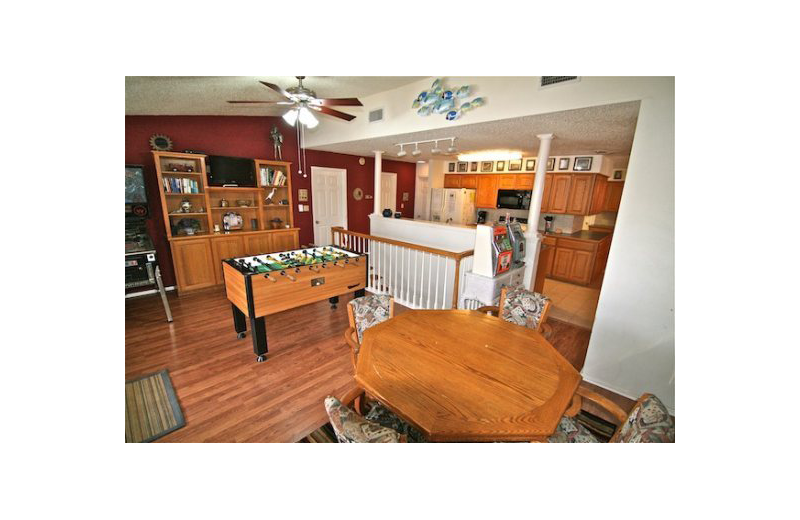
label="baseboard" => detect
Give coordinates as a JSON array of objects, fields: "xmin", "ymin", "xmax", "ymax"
[
  {"xmin": 125, "ymin": 286, "xmax": 176, "ymax": 299},
  {"xmin": 580, "ymin": 374, "xmax": 675, "ymax": 415}
]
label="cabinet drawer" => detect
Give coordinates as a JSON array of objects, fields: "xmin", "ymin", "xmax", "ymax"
[
  {"xmin": 555, "ymin": 238, "xmax": 597, "ymax": 252},
  {"xmin": 542, "ymin": 236, "xmax": 557, "ymax": 246}
]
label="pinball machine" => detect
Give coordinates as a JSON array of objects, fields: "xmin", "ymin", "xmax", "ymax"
[{"xmin": 222, "ymin": 246, "xmax": 367, "ymax": 362}]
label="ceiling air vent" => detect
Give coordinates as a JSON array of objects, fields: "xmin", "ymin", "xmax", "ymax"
[
  {"xmin": 540, "ymin": 76, "xmax": 580, "ymax": 88},
  {"xmin": 368, "ymin": 108, "xmax": 384, "ymax": 123}
]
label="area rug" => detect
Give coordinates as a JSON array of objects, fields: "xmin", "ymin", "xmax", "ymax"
[{"xmin": 125, "ymin": 370, "xmax": 185, "ymax": 443}]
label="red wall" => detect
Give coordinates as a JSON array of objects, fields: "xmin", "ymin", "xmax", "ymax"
[{"xmin": 125, "ymin": 116, "xmax": 415, "ymax": 286}]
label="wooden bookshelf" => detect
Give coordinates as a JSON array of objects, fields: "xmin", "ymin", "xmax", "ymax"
[{"xmin": 152, "ymin": 152, "xmax": 299, "ymax": 292}]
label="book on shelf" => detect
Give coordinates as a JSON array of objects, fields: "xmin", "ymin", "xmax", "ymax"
[
  {"xmin": 163, "ymin": 177, "xmax": 200, "ymax": 194},
  {"xmin": 259, "ymin": 166, "xmax": 287, "ymax": 187}
]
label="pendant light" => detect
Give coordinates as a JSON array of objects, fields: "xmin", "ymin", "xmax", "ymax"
[
  {"xmin": 282, "ymin": 108, "xmax": 299, "ymax": 126},
  {"xmin": 298, "ymin": 106, "xmax": 319, "ymax": 128}
]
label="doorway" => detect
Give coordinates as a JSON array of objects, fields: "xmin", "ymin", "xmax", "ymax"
[
  {"xmin": 380, "ymin": 172, "xmax": 397, "ymax": 214},
  {"xmin": 311, "ymin": 166, "xmax": 348, "ymax": 245}
]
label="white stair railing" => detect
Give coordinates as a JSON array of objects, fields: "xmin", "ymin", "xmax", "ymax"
[{"xmin": 331, "ymin": 227, "xmax": 474, "ymax": 309}]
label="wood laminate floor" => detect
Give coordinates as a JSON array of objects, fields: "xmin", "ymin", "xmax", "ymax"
[{"xmin": 126, "ymin": 287, "xmax": 633, "ymax": 442}]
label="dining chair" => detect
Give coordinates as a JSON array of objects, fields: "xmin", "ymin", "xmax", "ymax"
[
  {"xmin": 324, "ymin": 387, "xmax": 407, "ymax": 443},
  {"xmin": 344, "ymin": 294, "xmax": 394, "ymax": 369},
  {"xmin": 477, "ymin": 286, "xmax": 552, "ymax": 335},
  {"xmin": 548, "ymin": 388, "xmax": 675, "ymax": 443}
]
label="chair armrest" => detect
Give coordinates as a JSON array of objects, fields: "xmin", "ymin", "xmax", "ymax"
[
  {"xmin": 576, "ymin": 387, "xmax": 629, "ymax": 424},
  {"xmin": 476, "ymin": 305, "xmax": 499, "ymax": 317},
  {"xmin": 343, "ymin": 327, "xmax": 360, "ymax": 370},
  {"xmin": 339, "ymin": 386, "xmax": 366, "ymax": 415}
]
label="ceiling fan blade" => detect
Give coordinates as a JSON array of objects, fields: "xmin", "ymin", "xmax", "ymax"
[
  {"xmin": 313, "ymin": 97, "xmax": 363, "ymax": 107},
  {"xmin": 310, "ymin": 105, "xmax": 356, "ymax": 121},
  {"xmin": 228, "ymin": 100, "xmax": 282, "ymax": 104},
  {"xmin": 259, "ymin": 81, "xmax": 293, "ymax": 100}
]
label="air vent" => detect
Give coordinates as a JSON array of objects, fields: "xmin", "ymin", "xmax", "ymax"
[
  {"xmin": 540, "ymin": 76, "xmax": 579, "ymax": 87},
  {"xmin": 368, "ymin": 108, "xmax": 384, "ymax": 123}
]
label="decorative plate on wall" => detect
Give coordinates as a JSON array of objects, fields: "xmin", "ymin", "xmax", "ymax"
[
  {"xmin": 353, "ymin": 188, "xmax": 364, "ymax": 201},
  {"xmin": 149, "ymin": 134, "xmax": 173, "ymax": 151}
]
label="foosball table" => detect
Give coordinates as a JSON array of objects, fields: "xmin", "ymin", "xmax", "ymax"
[{"xmin": 222, "ymin": 245, "xmax": 367, "ymax": 362}]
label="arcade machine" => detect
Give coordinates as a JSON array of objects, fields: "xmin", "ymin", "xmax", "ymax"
[
  {"xmin": 462, "ymin": 224, "xmax": 525, "ymax": 309},
  {"xmin": 506, "ymin": 221, "xmax": 526, "ymax": 268},
  {"xmin": 125, "ymin": 164, "xmax": 173, "ymax": 322}
]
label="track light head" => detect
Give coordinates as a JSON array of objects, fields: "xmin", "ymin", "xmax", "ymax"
[{"xmin": 396, "ymin": 145, "xmax": 406, "ymax": 157}]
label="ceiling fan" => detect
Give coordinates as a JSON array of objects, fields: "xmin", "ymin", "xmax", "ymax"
[{"xmin": 228, "ymin": 76, "xmax": 363, "ymax": 127}]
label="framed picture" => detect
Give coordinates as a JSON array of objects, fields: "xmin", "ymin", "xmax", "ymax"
[
  {"xmin": 496, "ymin": 161, "xmax": 505, "ymax": 172},
  {"xmin": 558, "ymin": 158, "xmax": 571, "ymax": 170},
  {"xmin": 574, "ymin": 157, "xmax": 593, "ymax": 171},
  {"xmin": 546, "ymin": 158, "xmax": 555, "ymax": 171},
  {"xmin": 448, "ymin": 162, "xmax": 456, "ymax": 172},
  {"xmin": 470, "ymin": 162, "xmax": 478, "ymax": 172},
  {"xmin": 613, "ymin": 169, "xmax": 625, "ymax": 180},
  {"xmin": 508, "ymin": 159, "xmax": 522, "ymax": 171},
  {"xmin": 457, "ymin": 162, "xmax": 468, "ymax": 173},
  {"xmin": 481, "ymin": 161, "xmax": 494, "ymax": 172},
  {"xmin": 525, "ymin": 159, "xmax": 536, "ymax": 171}
]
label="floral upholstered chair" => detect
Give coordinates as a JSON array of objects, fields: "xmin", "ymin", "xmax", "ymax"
[
  {"xmin": 548, "ymin": 388, "xmax": 675, "ymax": 443},
  {"xmin": 343, "ymin": 294, "xmax": 394, "ymax": 369},
  {"xmin": 477, "ymin": 286, "xmax": 552, "ymax": 335},
  {"xmin": 324, "ymin": 394, "xmax": 406, "ymax": 443}
]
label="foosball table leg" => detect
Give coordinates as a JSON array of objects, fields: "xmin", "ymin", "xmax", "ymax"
[
  {"xmin": 354, "ymin": 288, "xmax": 366, "ymax": 298},
  {"xmin": 329, "ymin": 296, "xmax": 339, "ymax": 309},
  {"xmin": 250, "ymin": 316, "xmax": 268, "ymax": 362},
  {"xmin": 232, "ymin": 304, "xmax": 247, "ymax": 339}
]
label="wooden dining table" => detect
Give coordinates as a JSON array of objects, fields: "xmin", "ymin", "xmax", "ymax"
[{"xmin": 355, "ymin": 309, "xmax": 582, "ymax": 442}]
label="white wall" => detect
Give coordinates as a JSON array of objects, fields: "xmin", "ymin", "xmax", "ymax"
[
  {"xmin": 414, "ymin": 162, "xmax": 430, "ymax": 220},
  {"xmin": 580, "ymin": 80, "xmax": 675, "ymax": 412}
]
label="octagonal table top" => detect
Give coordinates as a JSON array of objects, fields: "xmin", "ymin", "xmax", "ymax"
[{"xmin": 355, "ymin": 309, "xmax": 582, "ymax": 442}]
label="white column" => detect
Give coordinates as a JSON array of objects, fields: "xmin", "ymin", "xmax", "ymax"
[
  {"xmin": 523, "ymin": 133, "xmax": 553, "ymax": 289},
  {"xmin": 373, "ymin": 151, "xmax": 383, "ymax": 216}
]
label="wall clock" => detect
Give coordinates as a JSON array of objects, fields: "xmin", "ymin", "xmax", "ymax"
[
  {"xmin": 358, "ymin": 157, "xmax": 366, "ymax": 165},
  {"xmin": 149, "ymin": 134, "xmax": 173, "ymax": 151},
  {"xmin": 353, "ymin": 188, "xmax": 364, "ymax": 201}
]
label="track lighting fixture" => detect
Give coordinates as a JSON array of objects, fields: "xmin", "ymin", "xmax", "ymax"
[
  {"xmin": 446, "ymin": 138, "xmax": 458, "ymax": 154},
  {"xmin": 396, "ymin": 144, "xmax": 407, "ymax": 157},
  {"xmin": 431, "ymin": 140, "xmax": 441, "ymax": 154},
  {"xmin": 412, "ymin": 143, "xmax": 421, "ymax": 156}
]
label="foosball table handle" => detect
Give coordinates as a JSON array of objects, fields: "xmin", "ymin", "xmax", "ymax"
[
  {"xmin": 281, "ymin": 270, "xmax": 297, "ymax": 282},
  {"xmin": 334, "ymin": 262, "xmax": 346, "ymax": 268},
  {"xmin": 309, "ymin": 266, "xmax": 320, "ymax": 272},
  {"xmin": 263, "ymin": 274, "xmax": 277, "ymax": 282}
]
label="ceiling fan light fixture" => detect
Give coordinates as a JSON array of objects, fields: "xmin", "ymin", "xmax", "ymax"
[
  {"xmin": 282, "ymin": 109, "xmax": 299, "ymax": 126},
  {"xmin": 298, "ymin": 106, "xmax": 318, "ymax": 128}
]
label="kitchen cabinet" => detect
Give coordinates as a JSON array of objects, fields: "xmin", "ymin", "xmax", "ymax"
[
  {"xmin": 546, "ymin": 233, "xmax": 612, "ymax": 286},
  {"xmin": 589, "ymin": 174, "xmax": 608, "ymax": 215},
  {"xmin": 515, "ymin": 174, "xmax": 534, "ymax": 190},
  {"xmin": 476, "ymin": 175, "xmax": 498, "ymax": 208},
  {"xmin": 603, "ymin": 182, "xmax": 624, "ymax": 212},
  {"xmin": 548, "ymin": 174, "xmax": 572, "ymax": 213},
  {"xmin": 498, "ymin": 174, "xmax": 517, "ymax": 189},
  {"xmin": 443, "ymin": 175, "xmax": 462, "ymax": 188},
  {"xmin": 460, "ymin": 175, "xmax": 477, "ymax": 189},
  {"xmin": 541, "ymin": 174, "xmax": 553, "ymax": 212},
  {"xmin": 566, "ymin": 174, "xmax": 593, "ymax": 214},
  {"xmin": 552, "ymin": 248, "xmax": 574, "ymax": 279}
]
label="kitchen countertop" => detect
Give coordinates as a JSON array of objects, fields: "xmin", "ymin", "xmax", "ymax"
[{"xmin": 542, "ymin": 230, "xmax": 611, "ymax": 242}]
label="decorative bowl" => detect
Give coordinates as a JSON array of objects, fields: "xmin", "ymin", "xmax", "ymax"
[{"xmin": 236, "ymin": 199, "xmax": 251, "ymax": 207}]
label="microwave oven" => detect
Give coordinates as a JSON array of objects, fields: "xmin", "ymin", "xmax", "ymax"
[{"xmin": 496, "ymin": 190, "xmax": 531, "ymax": 210}]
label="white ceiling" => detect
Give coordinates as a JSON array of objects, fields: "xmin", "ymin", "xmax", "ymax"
[
  {"xmin": 310, "ymin": 101, "xmax": 641, "ymax": 161},
  {"xmin": 125, "ymin": 76, "xmax": 426, "ymax": 116}
]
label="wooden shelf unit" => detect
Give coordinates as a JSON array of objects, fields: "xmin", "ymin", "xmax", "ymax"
[{"xmin": 152, "ymin": 152, "xmax": 300, "ymax": 292}]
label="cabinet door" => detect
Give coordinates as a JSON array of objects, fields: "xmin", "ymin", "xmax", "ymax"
[
  {"xmin": 211, "ymin": 235, "xmax": 246, "ymax": 284},
  {"xmin": 515, "ymin": 174, "xmax": 534, "ymax": 190},
  {"xmin": 245, "ymin": 233, "xmax": 273, "ymax": 256},
  {"xmin": 589, "ymin": 174, "xmax": 607, "ymax": 215},
  {"xmin": 271, "ymin": 230, "xmax": 299, "ymax": 251},
  {"xmin": 476, "ymin": 175, "xmax": 498, "ymax": 208},
  {"xmin": 552, "ymin": 248, "xmax": 574, "ymax": 279},
  {"xmin": 548, "ymin": 174, "xmax": 572, "ymax": 213},
  {"xmin": 460, "ymin": 175, "xmax": 477, "ymax": 189},
  {"xmin": 443, "ymin": 175, "xmax": 461, "ymax": 188},
  {"xmin": 498, "ymin": 174, "xmax": 516, "ymax": 189},
  {"xmin": 604, "ymin": 182, "xmax": 624, "ymax": 212},
  {"xmin": 541, "ymin": 174, "xmax": 553, "ymax": 212},
  {"xmin": 171, "ymin": 238, "xmax": 216, "ymax": 292},
  {"xmin": 567, "ymin": 174, "xmax": 593, "ymax": 215},
  {"xmin": 569, "ymin": 250, "xmax": 594, "ymax": 285}
]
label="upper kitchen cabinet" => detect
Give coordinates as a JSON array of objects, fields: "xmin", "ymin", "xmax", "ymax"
[
  {"xmin": 443, "ymin": 175, "xmax": 462, "ymax": 188},
  {"xmin": 603, "ymin": 182, "xmax": 625, "ymax": 212},
  {"xmin": 476, "ymin": 175, "xmax": 499, "ymax": 208},
  {"xmin": 547, "ymin": 174, "xmax": 572, "ymax": 213},
  {"xmin": 541, "ymin": 173, "xmax": 612, "ymax": 216}
]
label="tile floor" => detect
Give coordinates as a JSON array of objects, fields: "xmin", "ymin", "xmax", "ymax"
[{"xmin": 542, "ymin": 278, "xmax": 600, "ymax": 329}]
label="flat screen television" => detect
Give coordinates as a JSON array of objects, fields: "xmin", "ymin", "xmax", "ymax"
[{"xmin": 207, "ymin": 155, "xmax": 256, "ymax": 187}]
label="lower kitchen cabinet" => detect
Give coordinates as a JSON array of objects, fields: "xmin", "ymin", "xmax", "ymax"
[{"xmin": 547, "ymin": 234, "xmax": 612, "ymax": 286}]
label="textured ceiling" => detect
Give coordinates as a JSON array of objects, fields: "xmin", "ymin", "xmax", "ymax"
[
  {"xmin": 310, "ymin": 101, "xmax": 641, "ymax": 161},
  {"xmin": 125, "ymin": 76, "xmax": 426, "ymax": 116}
]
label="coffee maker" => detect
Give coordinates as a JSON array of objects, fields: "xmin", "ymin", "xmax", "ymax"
[
  {"xmin": 476, "ymin": 210, "xmax": 487, "ymax": 224},
  {"xmin": 543, "ymin": 215, "xmax": 555, "ymax": 234}
]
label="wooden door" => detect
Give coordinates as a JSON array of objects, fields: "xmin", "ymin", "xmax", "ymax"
[
  {"xmin": 443, "ymin": 175, "xmax": 461, "ymax": 188},
  {"xmin": 460, "ymin": 175, "xmax": 477, "ymax": 189},
  {"xmin": 604, "ymin": 182, "xmax": 624, "ymax": 212},
  {"xmin": 476, "ymin": 175, "xmax": 498, "ymax": 208},
  {"xmin": 569, "ymin": 250, "xmax": 594, "ymax": 285},
  {"xmin": 541, "ymin": 174, "xmax": 553, "ymax": 212},
  {"xmin": 552, "ymin": 248, "xmax": 574, "ymax": 279},
  {"xmin": 567, "ymin": 174, "xmax": 593, "ymax": 215},
  {"xmin": 548, "ymin": 174, "xmax": 572, "ymax": 213},
  {"xmin": 515, "ymin": 174, "xmax": 534, "ymax": 190},
  {"xmin": 170, "ymin": 238, "xmax": 216, "ymax": 292},
  {"xmin": 271, "ymin": 230, "xmax": 299, "ymax": 251},
  {"xmin": 211, "ymin": 235, "xmax": 246, "ymax": 284},
  {"xmin": 245, "ymin": 233, "xmax": 273, "ymax": 256},
  {"xmin": 498, "ymin": 175, "xmax": 516, "ymax": 189},
  {"xmin": 311, "ymin": 167, "xmax": 347, "ymax": 245}
]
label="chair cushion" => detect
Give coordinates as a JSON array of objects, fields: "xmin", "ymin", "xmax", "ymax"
[
  {"xmin": 365, "ymin": 401, "xmax": 428, "ymax": 443},
  {"xmin": 547, "ymin": 416, "xmax": 600, "ymax": 443},
  {"xmin": 501, "ymin": 287, "xmax": 549, "ymax": 330},
  {"xmin": 349, "ymin": 294, "xmax": 392, "ymax": 343},
  {"xmin": 324, "ymin": 397, "xmax": 403, "ymax": 443},
  {"xmin": 612, "ymin": 394, "xmax": 675, "ymax": 443}
]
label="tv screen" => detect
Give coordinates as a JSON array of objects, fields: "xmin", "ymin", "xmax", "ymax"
[
  {"xmin": 125, "ymin": 165, "xmax": 147, "ymax": 204},
  {"xmin": 207, "ymin": 155, "xmax": 256, "ymax": 187}
]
